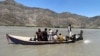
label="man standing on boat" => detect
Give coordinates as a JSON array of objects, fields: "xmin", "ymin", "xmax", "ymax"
[
  {"xmin": 68, "ymin": 24, "xmax": 72, "ymax": 37},
  {"xmin": 42, "ymin": 28, "xmax": 48, "ymax": 41},
  {"xmin": 48, "ymin": 29, "xmax": 53, "ymax": 41}
]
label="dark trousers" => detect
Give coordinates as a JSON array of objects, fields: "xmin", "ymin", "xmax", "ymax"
[{"xmin": 43, "ymin": 36, "xmax": 48, "ymax": 41}]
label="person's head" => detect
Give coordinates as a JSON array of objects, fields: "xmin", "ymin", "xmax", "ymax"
[
  {"xmin": 45, "ymin": 28, "xmax": 47, "ymax": 31},
  {"xmin": 38, "ymin": 29, "xmax": 41, "ymax": 32},
  {"xmin": 59, "ymin": 33, "xmax": 62, "ymax": 35},
  {"xmin": 49, "ymin": 29, "xmax": 51, "ymax": 31},
  {"xmin": 56, "ymin": 29, "xmax": 58, "ymax": 32},
  {"xmin": 81, "ymin": 30, "xmax": 83, "ymax": 32},
  {"xmin": 69, "ymin": 24, "xmax": 71, "ymax": 26}
]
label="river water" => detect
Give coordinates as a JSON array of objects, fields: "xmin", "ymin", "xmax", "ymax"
[{"xmin": 0, "ymin": 26, "xmax": 100, "ymax": 56}]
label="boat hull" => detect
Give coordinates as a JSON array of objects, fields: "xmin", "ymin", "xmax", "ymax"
[{"xmin": 6, "ymin": 34, "xmax": 82, "ymax": 45}]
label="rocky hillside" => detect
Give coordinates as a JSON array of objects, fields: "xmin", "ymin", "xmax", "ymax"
[
  {"xmin": 0, "ymin": 0, "xmax": 100, "ymax": 28},
  {"xmin": 89, "ymin": 16, "xmax": 100, "ymax": 28}
]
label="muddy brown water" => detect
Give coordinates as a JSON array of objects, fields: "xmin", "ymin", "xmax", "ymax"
[{"xmin": 0, "ymin": 26, "xmax": 100, "ymax": 56}]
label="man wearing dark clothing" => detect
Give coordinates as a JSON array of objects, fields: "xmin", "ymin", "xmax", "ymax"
[
  {"xmin": 37, "ymin": 29, "xmax": 42, "ymax": 41},
  {"xmin": 55, "ymin": 29, "xmax": 58, "ymax": 35},
  {"xmin": 79, "ymin": 30, "xmax": 83, "ymax": 40},
  {"xmin": 68, "ymin": 24, "xmax": 72, "ymax": 33},
  {"xmin": 42, "ymin": 28, "xmax": 48, "ymax": 41}
]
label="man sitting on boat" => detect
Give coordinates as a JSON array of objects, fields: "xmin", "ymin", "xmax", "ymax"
[
  {"xmin": 55, "ymin": 29, "xmax": 58, "ymax": 35},
  {"xmin": 48, "ymin": 29, "xmax": 53, "ymax": 41},
  {"xmin": 52, "ymin": 32, "xmax": 58, "ymax": 41},
  {"xmin": 58, "ymin": 33, "xmax": 64, "ymax": 42},
  {"xmin": 37, "ymin": 29, "xmax": 42, "ymax": 41},
  {"xmin": 32, "ymin": 27, "xmax": 83, "ymax": 42}
]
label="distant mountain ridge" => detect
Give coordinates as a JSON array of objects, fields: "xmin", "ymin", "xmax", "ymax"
[{"xmin": 0, "ymin": 0, "xmax": 100, "ymax": 28}]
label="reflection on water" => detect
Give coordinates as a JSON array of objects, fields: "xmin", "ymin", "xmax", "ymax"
[
  {"xmin": 0, "ymin": 26, "xmax": 100, "ymax": 56},
  {"xmin": 84, "ymin": 40, "xmax": 91, "ymax": 44}
]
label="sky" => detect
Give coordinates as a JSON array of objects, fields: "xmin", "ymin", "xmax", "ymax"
[{"xmin": 15, "ymin": 0, "xmax": 100, "ymax": 17}]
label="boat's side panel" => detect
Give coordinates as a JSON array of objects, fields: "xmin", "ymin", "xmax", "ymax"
[
  {"xmin": 6, "ymin": 34, "xmax": 59, "ymax": 45},
  {"xmin": 7, "ymin": 34, "xmax": 36, "ymax": 45},
  {"xmin": 6, "ymin": 34, "xmax": 82, "ymax": 45}
]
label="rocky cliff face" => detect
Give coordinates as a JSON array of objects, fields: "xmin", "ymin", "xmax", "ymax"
[{"xmin": 0, "ymin": 0, "xmax": 100, "ymax": 28}]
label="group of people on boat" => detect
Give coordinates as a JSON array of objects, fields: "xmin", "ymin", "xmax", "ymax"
[
  {"xmin": 30, "ymin": 24, "xmax": 83, "ymax": 42},
  {"xmin": 31, "ymin": 28, "xmax": 65, "ymax": 42},
  {"xmin": 67, "ymin": 24, "xmax": 83, "ymax": 42}
]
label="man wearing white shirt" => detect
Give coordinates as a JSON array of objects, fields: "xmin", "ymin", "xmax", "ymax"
[
  {"xmin": 48, "ymin": 29, "xmax": 53, "ymax": 41},
  {"xmin": 68, "ymin": 24, "xmax": 72, "ymax": 37}
]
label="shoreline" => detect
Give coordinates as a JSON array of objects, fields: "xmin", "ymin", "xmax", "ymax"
[{"xmin": 0, "ymin": 25, "xmax": 100, "ymax": 29}]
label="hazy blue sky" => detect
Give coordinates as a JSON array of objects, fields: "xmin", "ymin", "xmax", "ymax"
[{"xmin": 15, "ymin": 0, "xmax": 100, "ymax": 17}]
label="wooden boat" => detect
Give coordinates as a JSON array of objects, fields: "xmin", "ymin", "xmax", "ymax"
[{"xmin": 6, "ymin": 34, "xmax": 83, "ymax": 45}]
